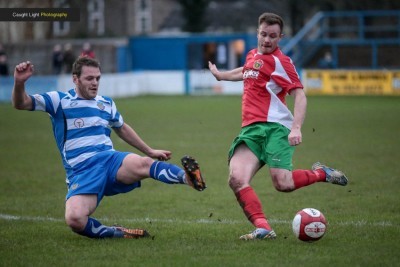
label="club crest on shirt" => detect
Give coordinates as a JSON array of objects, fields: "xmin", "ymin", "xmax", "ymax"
[
  {"xmin": 97, "ymin": 101, "xmax": 105, "ymax": 110},
  {"xmin": 253, "ymin": 59, "xmax": 264, "ymax": 70}
]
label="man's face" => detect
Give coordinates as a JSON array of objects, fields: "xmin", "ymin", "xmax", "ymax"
[
  {"xmin": 73, "ymin": 66, "xmax": 101, "ymax": 99},
  {"xmin": 257, "ymin": 22, "xmax": 282, "ymax": 54}
]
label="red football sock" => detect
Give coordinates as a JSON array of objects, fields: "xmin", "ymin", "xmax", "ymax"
[
  {"xmin": 292, "ymin": 169, "xmax": 326, "ymax": 189},
  {"xmin": 235, "ymin": 186, "xmax": 272, "ymax": 231}
]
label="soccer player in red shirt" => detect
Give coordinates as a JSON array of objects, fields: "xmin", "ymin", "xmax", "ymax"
[{"xmin": 209, "ymin": 12, "xmax": 348, "ymax": 240}]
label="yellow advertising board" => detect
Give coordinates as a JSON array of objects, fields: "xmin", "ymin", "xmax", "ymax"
[{"xmin": 302, "ymin": 70, "xmax": 400, "ymax": 95}]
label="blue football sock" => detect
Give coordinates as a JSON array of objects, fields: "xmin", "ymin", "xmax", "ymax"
[
  {"xmin": 149, "ymin": 161, "xmax": 186, "ymax": 184},
  {"xmin": 79, "ymin": 217, "xmax": 119, "ymax": 238}
]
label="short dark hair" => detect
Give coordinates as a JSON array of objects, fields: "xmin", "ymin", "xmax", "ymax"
[
  {"xmin": 72, "ymin": 56, "xmax": 101, "ymax": 77},
  {"xmin": 258, "ymin": 13, "xmax": 284, "ymax": 33}
]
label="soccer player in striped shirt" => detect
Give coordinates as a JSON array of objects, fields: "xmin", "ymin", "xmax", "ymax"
[
  {"xmin": 209, "ymin": 12, "xmax": 348, "ymax": 240},
  {"xmin": 12, "ymin": 57, "xmax": 206, "ymax": 239}
]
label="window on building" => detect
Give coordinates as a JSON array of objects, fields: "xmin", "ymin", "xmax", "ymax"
[
  {"xmin": 134, "ymin": 0, "xmax": 152, "ymax": 34},
  {"xmin": 53, "ymin": 0, "xmax": 70, "ymax": 37},
  {"xmin": 88, "ymin": 0, "xmax": 105, "ymax": 35}
]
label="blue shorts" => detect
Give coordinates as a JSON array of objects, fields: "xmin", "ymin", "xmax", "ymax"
[{"xmin": 66, "ymin": 151, "xmax": 141, "ymax": 205}]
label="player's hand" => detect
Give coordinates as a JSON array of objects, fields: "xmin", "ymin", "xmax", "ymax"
[
  {"xmin": 149, "ymin": 149, "xmax": 172, "ymax": 161},
  {"xmin": 288, "ymin": 129, "xmax": 302, "ymax": 146},
  {"xmin": 208, "ymin": 61, "xmax": 221, "ymax": 81},
  {"xmin": 14, "ymin": 61, "xmax": 34, "ymax": 83}
]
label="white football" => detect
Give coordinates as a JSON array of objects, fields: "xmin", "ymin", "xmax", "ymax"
[{"xmin": 292, "ymin": 208, "xmax": 327, "ymax": 242}]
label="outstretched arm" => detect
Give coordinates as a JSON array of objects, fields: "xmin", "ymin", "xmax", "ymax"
[
  {"xmin": 113, "ymin": 123, "xmax": 172, "ymax": 161},
  {"xmin": 208, "ymin": 61, "xmax": 244, "ymax": 81},
  {"xmin": 288, "ymin": 88, "xmax": 307, "ymax": 146},
  {"xmin": 12, "ymin": 61, "xmax": 34, "ymax": 110}
]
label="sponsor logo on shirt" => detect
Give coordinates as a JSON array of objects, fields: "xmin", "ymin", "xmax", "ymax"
[
  {"xmin": 73, "ymin": 118, "xmax": 85, "ymax": 128},
  {"xmin": 70, "ymin": 101, "xmax": 78, "ymax": 107},
  {"xmin": 243, "ymin": 69, "xmax": 259, "ymax": 79}
]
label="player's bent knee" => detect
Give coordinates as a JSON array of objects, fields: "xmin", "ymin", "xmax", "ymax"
[
  {"xmin": 65, "ymin": 215, "xmax": 86, "ymax": 232},
  {"xmin": 270, "ymin": 169, "xmax": 295, "ymax": 192},
  {"xmin": 274, "ymin": 185, "xmax": 294, "ymax": 192},
  {"xmin": 140, "ymin": 156, "xmax": 154, "ymax": 170},
  {"xmin": 118, "ymin": 155, "xmax": 155, "ymax": 183},
  {"xmin": 273, "ymin": 181, "xmax": 295, "ymax": 192},
  {"xmin": 228, "ymin": 174, "xmax": 248, "ymax": 192},
  {"xmin": 65, "ymin": 210, "xmax": 87, "ymax": 232},
  {"xmin": 132, "ymin": 156, "xmax": 154, "ymax": 179}
]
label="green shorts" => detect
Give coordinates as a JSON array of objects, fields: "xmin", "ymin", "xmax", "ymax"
[{"xmin": 228, "ymin": 122, "xmax": 295, "ymax": 170}]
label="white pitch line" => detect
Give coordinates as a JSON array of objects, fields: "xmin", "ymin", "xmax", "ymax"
[{"xmin": 0, "ymin": 213, "xmax": 397, "ymax": 228}]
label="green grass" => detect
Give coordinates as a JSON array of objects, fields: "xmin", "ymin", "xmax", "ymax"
[{"xmin": 0, "ymin": 95, "xmax": 399, "ymax": 267}]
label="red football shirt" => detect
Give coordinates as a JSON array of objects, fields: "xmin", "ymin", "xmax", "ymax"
[{"xmin": 241, "ymin": 47, "xmax": 303, "ymax": 129}]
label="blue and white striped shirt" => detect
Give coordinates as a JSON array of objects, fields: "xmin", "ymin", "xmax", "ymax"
[{"xmin": 30, "ymin": 89, "xmax": 124, "ymax": 180}]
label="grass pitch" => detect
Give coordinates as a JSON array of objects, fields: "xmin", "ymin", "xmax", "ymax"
[{"xmin": 0, "ymin": 95, "xmax": 399, "ymax": 267}]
